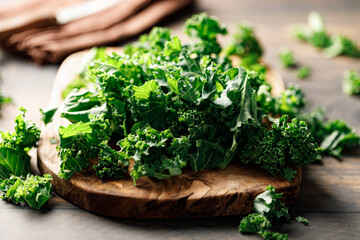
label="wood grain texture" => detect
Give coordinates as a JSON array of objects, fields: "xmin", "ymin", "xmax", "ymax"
[{"xmin": 37, "ymin": 47, "xmax": 301, "ymax": 218}]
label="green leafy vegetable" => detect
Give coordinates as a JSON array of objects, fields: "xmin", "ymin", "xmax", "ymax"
[
  {"xmin": 51, "ymin": 13, "xmax": 318, "ymax": 184},
  {"xmin": 343, "ymin": 70, "xmax": 360, "ymax": 96},
  {"xmin": 238, "ymin": 213, "xmax": 271, "ymax": 233},
  {"xmin": 239, "ymin": 185, "xmax": 289, "ymax": 240},
  {"xmin": 296, "ymin": 216, "xmax": 310, "ymax": 226},
  {"xmin": 298, "ymin": 108, "xmax": 360, "ymax": 157},
  {"xmin": 296, "ymin": 66, "xmax": 311, "ymax": 79},
  {"xmin": 224, "ymin": 23, "xmax": 263, "ymax": 62},
  {"xmin": 325, "ymin": 35, "xmax": 360, "ymax": 58},
  {"xmin": 278, "ymin": 48, "xmax": 297, "ymax": 68},
  {"xmin": 237, "ymin": 116, "xmax": 318, "ymax": 181},
  {"xmin": 0, "ymin": 108, "xmax": 40, "ymax": 179},
  {"xmin": 0, "ymin": 174, "xmax": 52, "ymax": 209},
  {"xmin": 294, "ymin": 12, "xmax": 360, "ymax": 58},
  {"xmin": 257, "ymin": 84, "xmax": 306, "ymax": 119},
  {"xmin": 293, "ymin": 12, "xmax": 332, "ymax": 49}
]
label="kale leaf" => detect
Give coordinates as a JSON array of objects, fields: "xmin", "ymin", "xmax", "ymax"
[
  {"xmin": 298, "ymin": 108, "xmax": 360, "ymax": 158},
  {"xmin": 239, "ymin": 185, "xmax": 289, "ymax": 240},
  {"xmin": 0, "ymin": 174, "xmax": 52, "ymax": 209},
  {"xmin": 224, "ymin": 23, "xmax": 263, "ymax": 61},
  {"xmin": 343, "ymin": 70, "xmax": 360, "ymax": 96},
  {"xmin": 0, "ymin": 108, "xmax": 40, "ymax": 179},
  {"xmin": 296, "ymin": 216, "xmax": 310, "ymax": 226}
]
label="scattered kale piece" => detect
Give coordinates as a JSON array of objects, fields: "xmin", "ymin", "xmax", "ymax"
[
  {"xmin": 278, "ymin": 48, "xmax": 297, "ymax": 68},
  {"xmin": 0, "ymin": 108, "xmax": 52, "ymax": 209},
  {"xmin": 293, "ymin": 12, "xmax": 332, "ymax": 49},
  {"xmin": 298, "ymin": 108, "xmax": 360, "ymax": 157},
  {"xmin": 296, "ymin": 216, "xmax": 310, "ymax": 226},
  {"xmin": 343, "ymin": 70, "xmax": 360, "ymax": 96},
  {"xmin": 296, "ymin": 66, "xmax": 311, "ymax": 79},
  {"xmin": 224, "ymin": 23, "xmax": 263, "ymax": 62},
  {"xmin": 294, "ymin": 12, "xmax": 360, "ymax": 58},
  {"xmin": 238, "ymin": 213, "xmax": 271, "ymax": 233},
  {"xmin": 253, "ymin": 185, "xmax": 290, "ymax": 221},
  {"xmin": 239, "ymin": 185, "xmax": 289, "ymax": 240},
  {"xmin": 0, "ymin": 174, "xmax": 52, "ymax": 209},
  {"xmin": 0, "ymin": 108, "xmax": 40, "ymax": 179},
  {"xmin": 325, "ymin": 35, "xmax": 360, "ymax": 58}
]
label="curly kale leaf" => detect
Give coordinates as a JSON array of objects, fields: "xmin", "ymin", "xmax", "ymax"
[
  {"xmin": 299, "ymin": 108, "xmax": 360, "ymax": 157},
  {"xmin": 119, "ymin": 126, "xmax": 187, "ymax": 182},
  {"xmin": 296, "ymin": 216, "xmax": 310, "ymax": 226},
  {"xmin": 253, "ymin": 185, "xmax": 290, "ymax": 221},
  {"xmin": 239, "ymin": 185, "xmax": 289, "ymax": 240},
  {"xmin": 185, "ymin": 12, "xmax": 227, "ymax": 40},
  {"xmin": 224, "ymin": 23, "xmax": 263, "ymax": 61},
  {"xmin": 239, "ymin": 213, "xmax": 272, "ymax": 233},
  {"xmin": 343, "ymin": 70, "xmax": 360, "ymax": 95},
  {"xmin": 257, "ymin": 85, "xmax": 305, "ymax": 118},
  {"xmin": 58, "ymin": 120, "xmax": 110, "ymax": 180},
  {"xmin": 93, "ymin": 144, "xmax": 129, "ymax": 179},
  {"xmin": 0, "ymin": 108, "xmax": 40, "ymax": 179},
  {"xmin": 0, "ymin": 174, "xmax": 52, "ymax": 209},
  {"xmin": 238, "ymin": 115, "xmax": 318, "ymax": 181},
  {"xmin": 184, "ymin": 13, "xmax": 227, "ymax": 56}
]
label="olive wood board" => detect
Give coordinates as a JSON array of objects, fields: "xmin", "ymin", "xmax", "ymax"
[{"xmin": 37, "ymin": 47, "xmax": 300, "ymax": 218}]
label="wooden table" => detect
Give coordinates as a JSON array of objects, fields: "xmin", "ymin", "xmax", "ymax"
[{"xmin": 0, "ymin": 0, "xmax": 359, "ymax": 239}]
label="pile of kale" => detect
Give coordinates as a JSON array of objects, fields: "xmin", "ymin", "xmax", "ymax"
[{"xmin": 44, "ymin": 13, "xmax": 323, "ymax": 183}]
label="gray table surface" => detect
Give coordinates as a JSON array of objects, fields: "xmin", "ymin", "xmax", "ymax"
[{"xmin": 0, "ymin": 0, "xmax": 360, "ymax": 239}]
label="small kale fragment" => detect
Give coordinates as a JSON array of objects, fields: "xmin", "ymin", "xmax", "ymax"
[
  {"xmin": 293, "ymin": 12, "xmax": 332, "ymax": 49},
  {"xmin": 0, "ymin": 174, "xmax": 52, "ymax": 209},
  {"xmin": 296, "ymin": 67, "xmax": 311, "ymax": 79},
  {"xmin": 325, "ymin": 35, "xmax": 360, "ymax": 59},
  {"xmin": 296, "ymin": 216, "xmax": 310, "ymax": 226},
  {"xmin": 343, "ymin": 70, "xmax": 360, "ymax": 96},
  {"xmin": 278, "ymin": 48, "xmax": 297, "ymax": 68},
  {"xmin": 224, "ymin": 23, "xmax": 263, "ymax": 61},
  {"xmin": 238, "ymin": 213, "xmax": 271, "ymax": 233}
]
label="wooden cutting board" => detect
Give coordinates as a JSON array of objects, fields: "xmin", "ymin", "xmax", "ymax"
[{"xmin": 37, "ymin": 47, "xmax": 300, "ymax": 218}]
